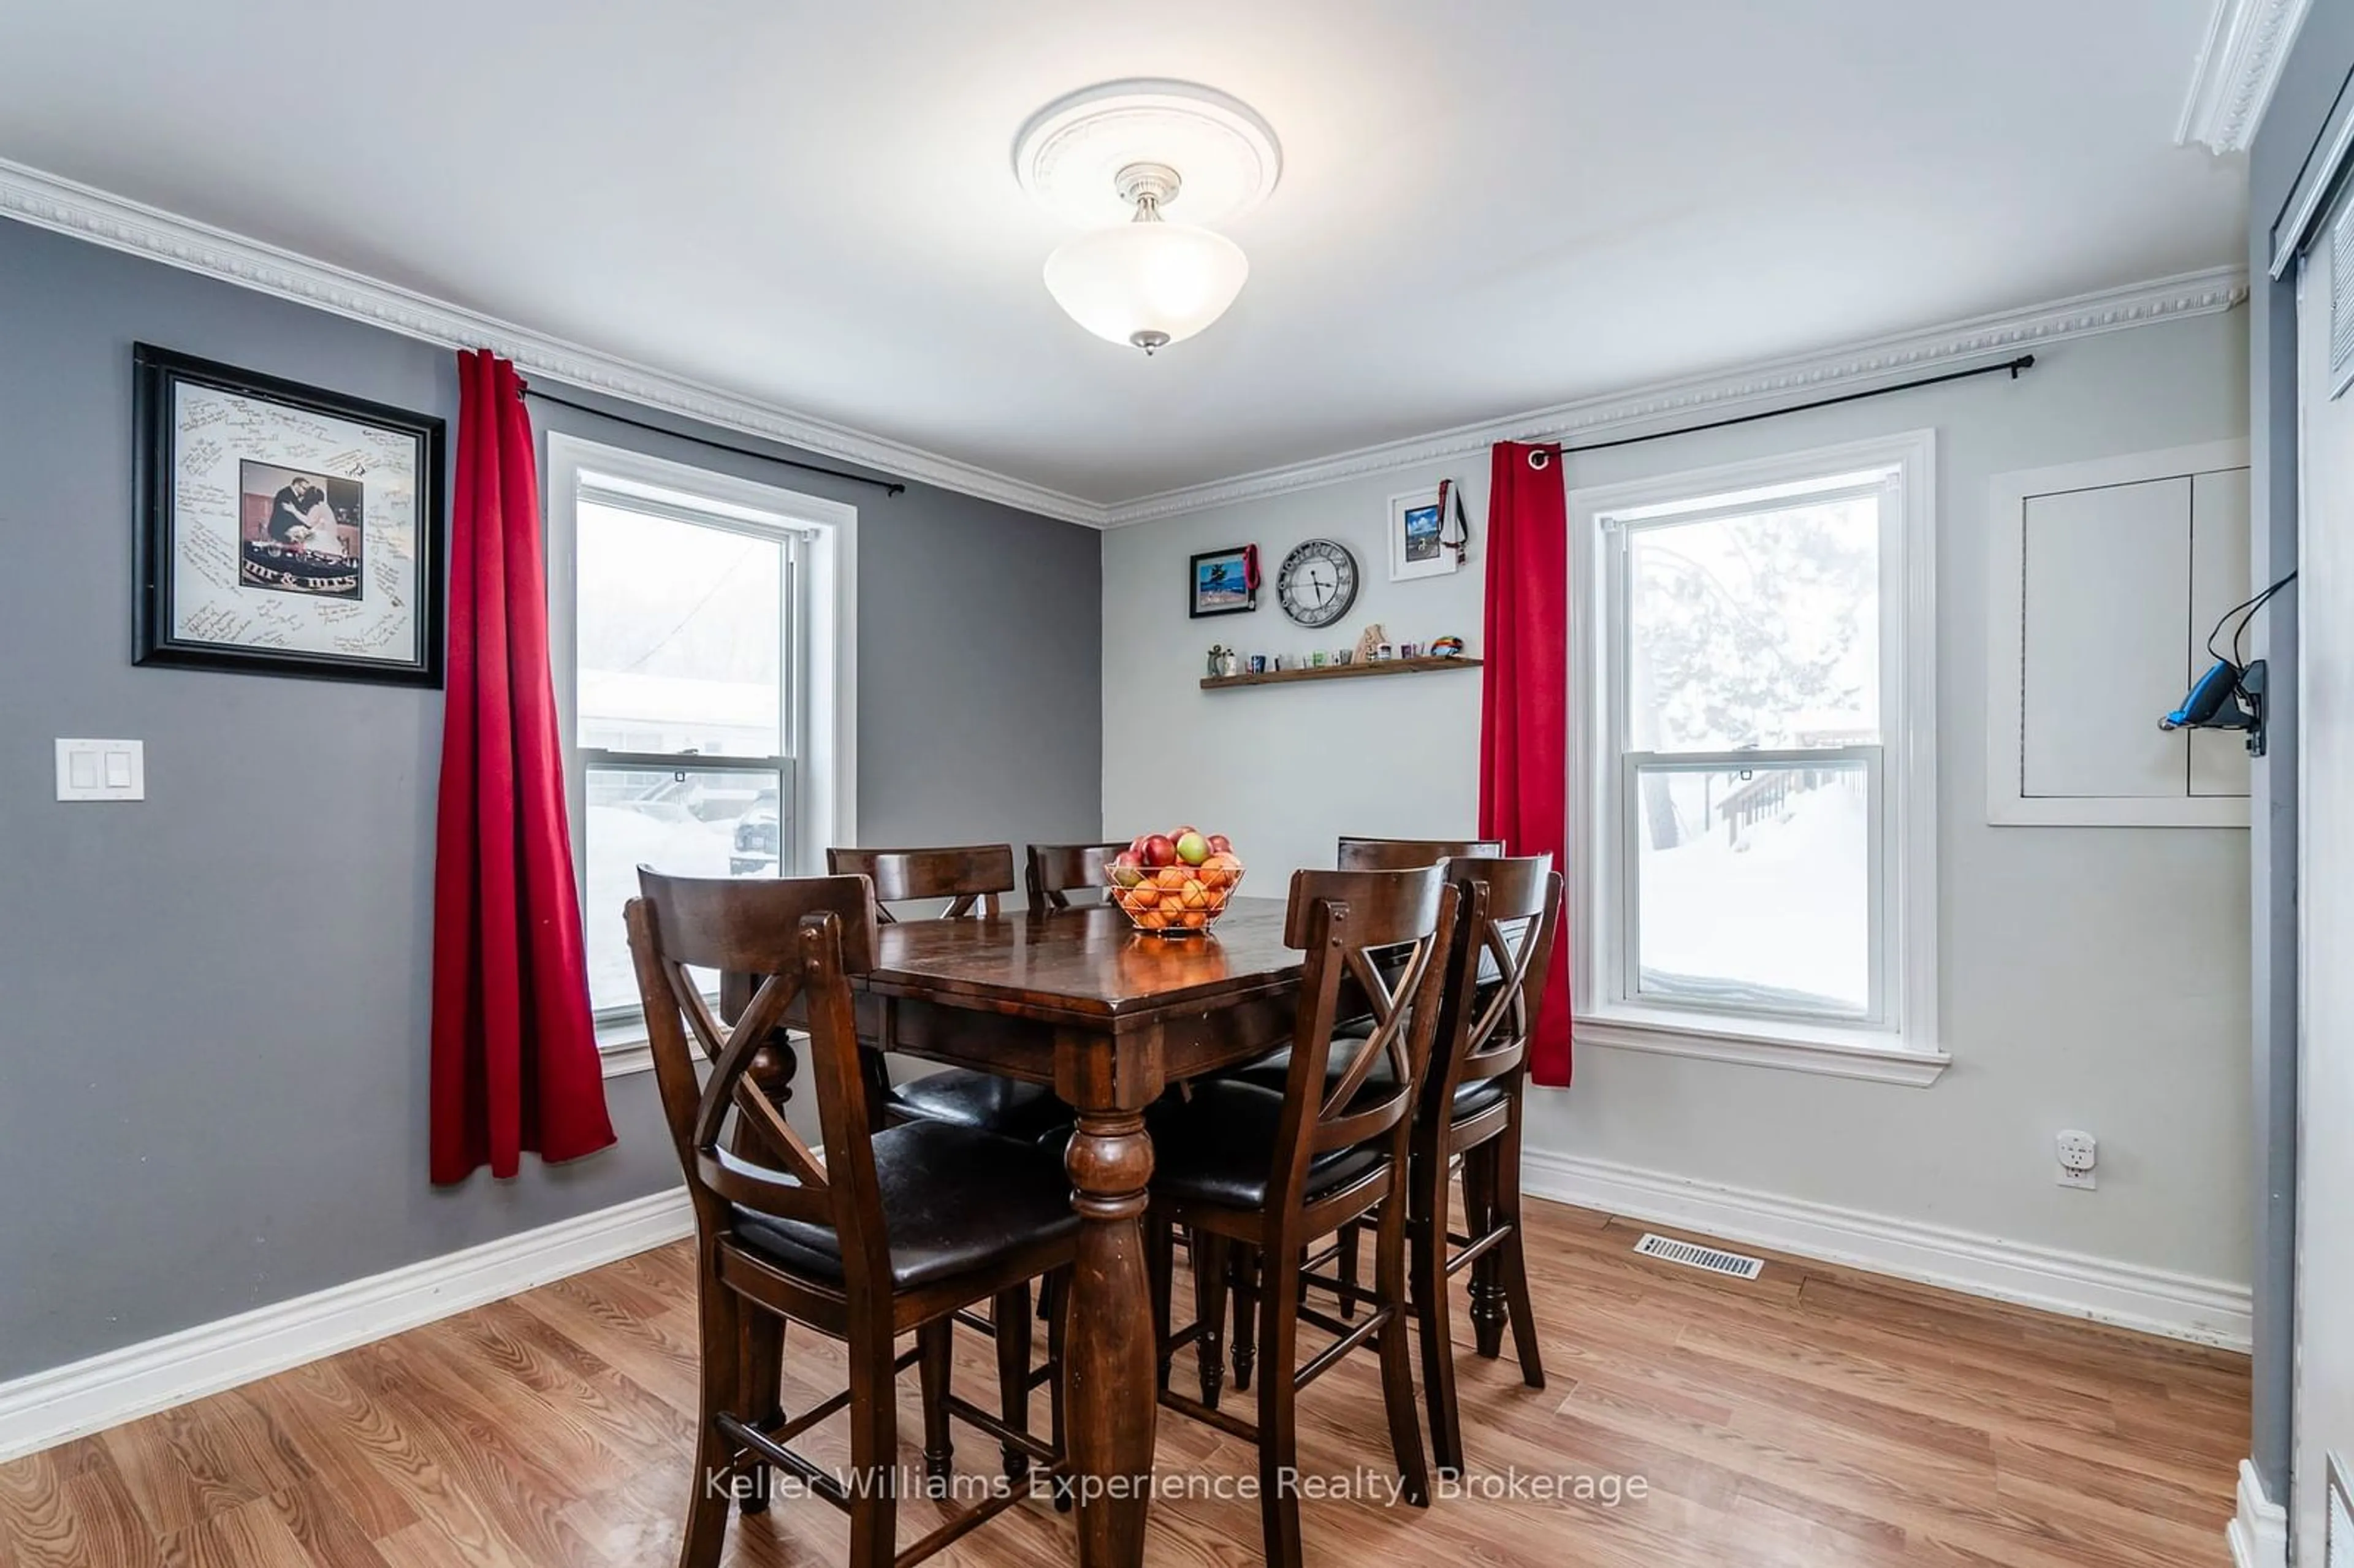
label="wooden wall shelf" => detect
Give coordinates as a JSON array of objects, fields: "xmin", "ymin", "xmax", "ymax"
[{"xmin": 1200, "ymin": 655, "xmax": 1483, "ymax": 691}]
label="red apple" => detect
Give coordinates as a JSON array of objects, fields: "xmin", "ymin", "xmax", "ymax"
[
  {"xmin": 1109, "ymin": 850, "xmax": 1144, "ymax": 888},
  {"xmin": 1140, "ymin": 833, "xmax": 1177, "ymax": 868},
  {"xmin": 1205, "ymin": 833, "xmax": 1233, "ymax": 856},
  {"xmin": 1175, "ymin": 830, "xmax": 1209, "ymax": 866}
]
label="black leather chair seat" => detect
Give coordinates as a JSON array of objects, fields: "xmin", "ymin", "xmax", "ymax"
[
  {"xmin": 1146, "ymin": 1080, "xmax": 1384, "ymax": 1210},
  {"xmin": 731, "ymin": 1120, "xmax": 1078, "ymax": 1290},
  {"xmin": 1226, "ymin": 1037, "xmax": 1505, "ymax": 1119},
  {"xmin": 888, "ymin": 1067, "xmax": 1073, "ymax": 1141}
]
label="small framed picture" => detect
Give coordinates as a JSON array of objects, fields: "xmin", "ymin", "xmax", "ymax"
[
  {"xmin": 1189, "ymin": 544, "xmax": 1258, "ymax": 618},
  {"xmin": 134, "ymin": 344, "xmax": 447, "ymax": 687},
  {"xmin": 1388, "ymin": 488, "xmax": 1457, "ymax": 582}
]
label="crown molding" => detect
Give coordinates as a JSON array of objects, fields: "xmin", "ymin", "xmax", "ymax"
[
  {"xmin": 2177, "ymin": 0, "xmax": 2314, "ymax": 154},
  {"xmin": 0, "ymin": 156, "xmax": 2249, "ymax": 533},
  {"xmin": 1101, "ymin": 266, "xmax": 2250, "ymax": 525},
  {"xmin": 0, "ymin": 157, "xmax": 1105, "ymax": 528}
]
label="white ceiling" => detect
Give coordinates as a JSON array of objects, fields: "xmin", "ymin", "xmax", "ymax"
[{"xmin": 0, "ymin": 1, "xmax": 2244, "ymax": 509}]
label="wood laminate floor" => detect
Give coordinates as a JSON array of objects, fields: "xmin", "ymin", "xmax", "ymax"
[{"xmin": 0, "ymin": 1198, "xmax": 2247, "ymax": 1567}]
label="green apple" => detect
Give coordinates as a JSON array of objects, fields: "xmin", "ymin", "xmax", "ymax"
[{"xmin": 1175, "ymin": 830, "xmax": 1210, "ymax": 866}]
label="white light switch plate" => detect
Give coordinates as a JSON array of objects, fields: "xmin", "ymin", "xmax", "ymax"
[{"xmin": 55, "ymin": 739, "xmax": 144, "ymax": 801}]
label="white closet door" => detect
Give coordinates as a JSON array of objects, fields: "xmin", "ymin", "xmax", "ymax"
[
  {"xmin": 2019, "ymin": 477, "xmax": 2191, "ymax": 798},
  {"xmin": 2297, "ymin": 188, "xmax": 2354, "ymax": 1564}
]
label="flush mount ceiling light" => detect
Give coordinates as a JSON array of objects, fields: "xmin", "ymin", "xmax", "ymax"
[{"xmin": 1014, "ymin": 80, "xmax": 1281, "ymax": 355}]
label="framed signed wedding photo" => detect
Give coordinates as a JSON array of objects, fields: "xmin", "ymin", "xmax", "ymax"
[{"xmin": 134, "ymin": 344, "xmax": 448, "ymax": 687}]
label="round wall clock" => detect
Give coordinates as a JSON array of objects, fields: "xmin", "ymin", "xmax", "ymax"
[{"xmin": 1276, "ymin": 538, "xmax": 1359, "ymax": 627}]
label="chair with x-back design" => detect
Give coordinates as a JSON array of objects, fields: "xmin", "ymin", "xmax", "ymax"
[
  {"xmin": 823, "ymin": 845, "xmax": 1071, "ymax": 1143},
  {"xmin": 1143, "ymin": 865, "xmax": 1457, "ymax": 1568},
  {"xmin": 1409, "ymin": 853, "xmax": 1561, "ymax": 1477},
  {"xmin": 628, "ymin": 869, "xmax": 1076, "ymax": 1568},
  {"xmin": 1024, "ymin": 841, "xmax": 1127, "ymax": 910},
  {"xmin": 1334, "ymin": 835, "xmax": 1504, "ymax": 870}
]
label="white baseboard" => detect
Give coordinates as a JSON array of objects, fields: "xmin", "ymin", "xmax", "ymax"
[
  {"xmin": 0, "ymin": 1187, "xmax": 693, "ymax": 1464},
  {"xmin": 1520, "ymin": 1147, "xmax": 2252, "ymax": 1349},
  {"xmin": 2228, "ymin": 1458, "xmax": 2290, "ymax": 1568}
]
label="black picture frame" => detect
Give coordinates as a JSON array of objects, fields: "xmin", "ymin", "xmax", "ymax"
[
  {"xmin": 134, "ymin": 343, "xmax": 448, "ymax": 687},
  {"xmin": 1189, "ymin": 544, "xmax": 1257, "ymax": 618}
]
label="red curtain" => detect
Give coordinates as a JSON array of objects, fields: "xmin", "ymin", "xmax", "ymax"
[
  {"xmin": 1477, "ymin": 440, "xmax": 1574, "ymax": 1085},
  {"xmin": 430, "ymin": 352, "xmax": 615, "ymax": 1182}
]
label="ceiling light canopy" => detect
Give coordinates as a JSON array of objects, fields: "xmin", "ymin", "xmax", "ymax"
[{"xmin": 1014, "ymin": 80, "xmax": 1281, "ymax": 356}]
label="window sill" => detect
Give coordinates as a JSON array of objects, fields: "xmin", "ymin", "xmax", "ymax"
[
  {"xmin": 598, "ymin": 1022, "xmax": 656, "ymax": 1080},
  {"xmin": 596, "ymin": 1007, "xmax": 674, "ymax": 1080},
  {"xmin": 1575, "ymin": 1009, "xmax": 1950, "ymax": 1087}
]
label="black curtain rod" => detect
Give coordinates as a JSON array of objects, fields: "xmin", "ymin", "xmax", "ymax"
[
  {"xmin": 525, "ymin": 350, "xmax": 2032, "ymax": 506},
  {"xmin": 1552, "ymin": 353, "xmax": 2036, "ymax": 459},
  {"xmin": 522, "ymin": 386, "xmax": 907, "ymax": 496}
]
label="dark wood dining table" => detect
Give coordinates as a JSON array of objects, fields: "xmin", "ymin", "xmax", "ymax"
[{"xmin": 853, "ymin": 896, "xmax": 1308, "ymax": 1568}]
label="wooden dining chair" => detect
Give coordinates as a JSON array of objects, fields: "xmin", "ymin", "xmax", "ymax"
[
  {"xmin": 1335, "ymin": 834, "xmax": 1504, "ymax": 869},
  {"xmin": 1409, "ymin": 854, "xmax": 1561, "ymax": 1477},
  {"xmin": 1207, "ymin": 835, "xmax": 1504, "ymax": 1330},
  {"xmin": 829, "ymin": 844, "xmax": 1018, "ymax": 922},
  {"xmin": 824, "ymin": 845, "xmax": 1070, "ymax": 1142},
  {"xmin": 1303, "ymin": 834, "xmax": 1502, "ymax": 1313},
  {"xmin": 1024, "ymin": 841, "xmax": 1126, "ymax": 909},
  {"xmin": 1145, "ymin": 866, "xmax": 1457, "ymax": 1568},
  {"xmin": 628, "ymin": 869, "xmax": 1076, "ymax": 1568}
]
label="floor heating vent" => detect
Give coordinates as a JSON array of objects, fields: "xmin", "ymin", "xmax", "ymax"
[{"xmin": 1631, "ymin": 1232, "xmax": 1765, "ymax": 1281}]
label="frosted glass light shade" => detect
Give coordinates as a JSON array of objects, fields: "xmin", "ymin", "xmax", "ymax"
[{"xmin": 1043, "ymin": 221, "xmax": 1249, "ymax": 351}]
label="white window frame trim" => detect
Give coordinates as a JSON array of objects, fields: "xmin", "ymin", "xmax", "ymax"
[
  {"xmin": 544, "ymin": 432, "xmax": 858, "ymax": 1077},
  {"xmin": 1567, "ymin": 429, "xmax": 1946, "ymax": 1087}
]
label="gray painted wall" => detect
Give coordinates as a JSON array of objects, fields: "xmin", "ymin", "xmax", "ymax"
[
  {"xmin": 0, "ymin": 216, "xmax": 1102, "ymax": 1381},
  {"xmin": 2247, "ymin": 5, "xmax": 2354, "ymax": 1502}
]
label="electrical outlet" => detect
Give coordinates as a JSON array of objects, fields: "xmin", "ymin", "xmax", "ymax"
[{"xmin": 2056, "ymin": 1129, "xmax": 2097, "ymax": 1190}]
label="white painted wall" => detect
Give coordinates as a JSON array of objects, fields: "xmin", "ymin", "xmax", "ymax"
[{"xmin": 1102, "ymin": 309, "xmax": 2252, "ymax": 1290}]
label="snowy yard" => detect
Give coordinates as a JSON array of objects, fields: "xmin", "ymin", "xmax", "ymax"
[
  {"xmin": 583, "ymin": 801, "xmax": 753, "ymax": 1012},
  {"xmin": 1636, "ymin": 771, "xmax": 1870, "ymax": 1016}
]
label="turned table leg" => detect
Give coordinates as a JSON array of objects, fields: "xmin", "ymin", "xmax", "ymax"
[{"xmin": 1062, "ymin": 1108, "xmax": 1157, "ymax": 1568}]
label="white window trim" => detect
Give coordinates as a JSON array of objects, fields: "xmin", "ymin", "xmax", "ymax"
[
  {"xmin": 1983, "ymin": 439, "xmax": 2252, "ymax": 828},
  {"xmin": 544, "ymin": 432, "xmax": 858, "ymax": 1076},
  {"xmin": 1567, "ymin": 429, "xmax": 1946, "ymax": 1087}
]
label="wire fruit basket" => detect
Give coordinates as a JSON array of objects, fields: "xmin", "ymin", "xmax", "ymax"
[{"xmin": 1105, "ymin": 856, "xmax": 1245, "ymax": 937}]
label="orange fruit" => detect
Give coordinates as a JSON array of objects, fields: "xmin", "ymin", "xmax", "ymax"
[
  {"xmin": 1156, "ymin": 866, "xmax": 1188, "ymax": 891},
  {"xmin": 1180, "ymin": 910, "xmax": 1208, "ymax": 929},
  {"xmin": 1128, "ymin": 884, "xmax": 1160, "ymax": 908},
  {"xmin": 1181, "ymin": 881, "xmax": 1208, "ymax": 909}
]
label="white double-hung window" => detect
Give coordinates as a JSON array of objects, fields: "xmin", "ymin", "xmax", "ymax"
[
  {"xmin": 1570, "ymin": 431, "xmax": 1943, "ymax": 1084},
  {"xmin": 546, "ymin": 433, "xmax": 856, "ymax": 1065}
]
